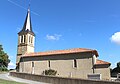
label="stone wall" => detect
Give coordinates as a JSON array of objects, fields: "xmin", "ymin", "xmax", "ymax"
[
  {"xmin": 19, "ymin": 53, "xmax": 95, "ymax": 79},
  {"xmin": 95, "ymin": 66, "xmax": 111, "ymax": 80},
  {"xmin": 10, "ymin": 72, "xmax": 120, "ymax": 84}
]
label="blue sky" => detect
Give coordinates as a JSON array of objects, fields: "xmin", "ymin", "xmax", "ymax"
[{"xmin": 0, "ymin": 0, "xmax": 120, "ymax": 69}]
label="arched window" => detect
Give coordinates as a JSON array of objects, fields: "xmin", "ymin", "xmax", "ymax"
[{"xmin": 19, "ymin": 36, "xmax": 21, "ymax": 43}]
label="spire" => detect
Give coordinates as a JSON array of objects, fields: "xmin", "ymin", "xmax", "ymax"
[
  {"xmin": 18, "ymin": 2, "xmax": 35, "ymax": 36},
  {"xmin": 25, "ymin": 0, "xmax": 31, "ymax": 31},
  {"xmin": 25, "ymin": 8, "xmax": 31, "ymax": 31}
]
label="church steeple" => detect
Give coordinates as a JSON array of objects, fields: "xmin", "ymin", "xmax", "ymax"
[
  {"xmin": 18, "ymin": 7, "xmax": 35, "ymax": 36},
  {"xmin": 17, "ymin": 6, "xmax": 35, "ymax": 63}
]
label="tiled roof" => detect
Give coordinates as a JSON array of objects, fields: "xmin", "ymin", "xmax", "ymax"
[
  {"xmin": 95, "ymin": 59, "xmax": 111, "ymax": 65},
  {"xmin": 22, "ymin": 48, "xmax": 98, "ymax": 57}
]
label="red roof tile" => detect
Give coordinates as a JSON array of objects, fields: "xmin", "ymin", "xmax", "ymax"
[
  {"xmin": 95, "ymin": 59, "xmax": 111, "ymax": 65},
  {"xmin": 22, "ymin": 48, "xmax": 98, "ymax": 57}
]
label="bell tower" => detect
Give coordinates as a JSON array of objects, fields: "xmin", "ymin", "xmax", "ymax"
[{"xmin": 16, "ymin": 7, "xmax": 35, "ymax": 63}]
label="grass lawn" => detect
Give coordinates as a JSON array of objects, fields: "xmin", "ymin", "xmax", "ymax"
[
  {"xmin": 0, "ymin": 78, "xmax": 25, "ymax": 84},
  {"xmin": 0, "ymin": 71, "xmax": 9, "ymax": 74}
]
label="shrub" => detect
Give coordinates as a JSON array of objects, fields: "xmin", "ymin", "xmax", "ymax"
[
  {"xmin": 0, "ymin": 66, "xmax": 8, "ymax": 71},
  {"xmin": 44, "ymin": 69, "xmax": 57, "ymax": 76}
]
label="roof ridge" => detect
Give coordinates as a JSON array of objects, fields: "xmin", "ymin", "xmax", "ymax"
[
  {"xmin": 95, "ymin": 59, "xmax": 111, "ymax": 65},
  {"xmin": 39, "ymin": 48, "xmax": 94, "ymax": 52},
  {"xmin": 23, "ymin": 48, "xmax": 98, "ymax": 57}
]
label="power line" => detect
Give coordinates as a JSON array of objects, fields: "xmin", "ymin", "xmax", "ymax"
[
  {"xmin": 8, "ymin": 0, "xmax": 26, "ymax": 10},
  {"xmin": 8, "ymin": 0, "xmax": 40, "ymax": 16}
]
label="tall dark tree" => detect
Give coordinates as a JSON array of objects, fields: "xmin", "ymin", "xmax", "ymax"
[
  {"xmin": 117, "ymin": 62, "xmax": 120, "ymax": 68},
  {"xmin": 111, "ymin": 61, "xmax": 120, "ymax": 77},
  {"xmin": 0, "ymin": 44, "xmax": 10, "ymax": 68}
]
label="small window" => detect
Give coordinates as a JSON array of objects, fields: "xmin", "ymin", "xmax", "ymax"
[
  {"xmin": 48, "ymin": 60, "xmax": 50, "ymax": 68},
  {"xmin": 21, "ymin": 35, "xmax": 23, "ymax": 43},
  {"xmin": 24, "ymin": 35, "xmax": 26, "ymax": 43},
  {"xmin": 29, "ymin": 36, "xmax": 31, "ymax": 43},
  {"xmin": 73, "ymin": 59, "xmax": 77, "ymax": 68},
  {"xmin": 31, "ymin": 36, "xmax": 33, "ymax": 43},
  {"xmin": 32, "ymin": 62, "xmax": 34, "ymax": 67}
]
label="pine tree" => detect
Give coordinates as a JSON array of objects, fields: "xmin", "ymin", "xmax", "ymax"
[{"xmin": 0, "ymin": 44, "xmax": 10, "ymax": 71}]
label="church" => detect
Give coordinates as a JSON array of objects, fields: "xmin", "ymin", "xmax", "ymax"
[{"xmin": 16, "ymin": 7, "xmax": 111, "ymax": 80}]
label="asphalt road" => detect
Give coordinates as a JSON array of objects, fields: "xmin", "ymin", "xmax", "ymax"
[{"xmin": 0, "ymin": 73, "xmax": 50, "ymax": 84}]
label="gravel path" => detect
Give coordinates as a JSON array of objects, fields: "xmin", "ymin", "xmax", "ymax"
[{"xmin": 0, "ymin": 73, "xmax": 50, "ymax": 84}]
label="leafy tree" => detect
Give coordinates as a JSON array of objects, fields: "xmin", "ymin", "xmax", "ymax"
[
  {"xmin": 117, "ymin": 62, "xmax": 120, "ymax": 68},
  {"xmin": 111, "ymin": 61, "xmax": 120, "ymax": 77},
  {"xmin": 0, "ymin": 44, "xmax": 10, "ymax": 71}
]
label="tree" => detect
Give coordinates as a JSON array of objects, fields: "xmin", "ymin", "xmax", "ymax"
[
  {"xmin": 0, "ymin": 44, "xmax": 10, "ymax": 71},
  {"xmin": 111, "ymin": 61, "xmax": 120, "ymax": 77},
  {"xmin": 117, "ymin": 62, "xmax": 120, "ymax": 68}
]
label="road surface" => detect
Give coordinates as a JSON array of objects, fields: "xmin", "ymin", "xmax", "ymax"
[{"xmin": 0, "ymin": 73, "xmax": 50, "ymax": 84}]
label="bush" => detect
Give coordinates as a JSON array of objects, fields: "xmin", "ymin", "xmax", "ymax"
[
  {"xmin": 44, "ymin": 69, "xmax": 57, "ymax": 76},
  {"xmin": 0, "ymin": 66, "xmax": 8, "ymax": 71}
]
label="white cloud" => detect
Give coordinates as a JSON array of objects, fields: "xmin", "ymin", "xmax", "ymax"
[
  {"xmin": 8, "ymin": 62, "xmax": 16, "ymax": 69},
  {"xmin": 8, "ymin": 62, "xmax": 15, "ymax": 66},
  {"xmin": 46, "ymin": 34, "xmax": 62, "ymax": 41},
  {"xmin": 110, "ymin": 32, "xmax": 120, "ymax": 45}
]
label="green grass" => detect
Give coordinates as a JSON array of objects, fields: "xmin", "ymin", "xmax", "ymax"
[{"xmin": 0, "ymin": 79, "xmax": 25, "ymax": 84}]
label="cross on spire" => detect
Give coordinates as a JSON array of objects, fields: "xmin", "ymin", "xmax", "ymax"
[{"xmin": 28, "ymin": 0, "xmax": 31, "ymax": 11}]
